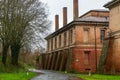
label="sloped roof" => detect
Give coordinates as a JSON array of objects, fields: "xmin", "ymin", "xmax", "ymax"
[
  {"xmin": 80, "ymin": 9, "xmax": 109, "ymax": 18},
  {"xmin": 77, "ymin": 16, "xmax": 109, "ymax": 22},
  {"xmin": 104, "ymin": 0, "xmax": 120, "ymax": 8}
]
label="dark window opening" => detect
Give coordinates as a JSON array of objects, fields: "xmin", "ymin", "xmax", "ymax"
[
  {"xmin": 100, "ymin": 29, "xmax": 105, "ymax": 42},
  {"xmin": 64, "ymin": 32, "xmax": 67, "ymax": 46},
  {"xmin": 70, "ymin": 30, "xmax": 73, "ymax": 44},
  {"xmin": 51, "ymin": 39, "xmax": 53, "ymax": 50},
  {"xmin": 47, "ymin": 40, "xmax": 49, "ymax": 51},
  {"xmin": 59, "ymin": 35, "xmax": 61, "ymax": 47},
  {"xmin": 55, "ymin": 37, "xmax": 57, "ymax": 48}
]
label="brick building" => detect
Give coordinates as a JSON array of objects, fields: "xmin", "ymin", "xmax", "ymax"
[
  {"xmin": 102, "ymin": 0, "xmax": 120, "ymax": 74},
  {"xmin": 42, "ymin": 0, "xmax": 109, "ymax": 73}
]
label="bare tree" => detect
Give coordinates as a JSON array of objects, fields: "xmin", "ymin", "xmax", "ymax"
[
  {"xmin": 0, "ymin": 0, "xmax": 50, "ymax": 65},
  {"xmin": 0, "ymin": 0, "xmax": 13, "ymax": 65}
]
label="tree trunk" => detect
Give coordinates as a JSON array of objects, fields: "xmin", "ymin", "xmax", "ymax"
[
  {"xmin": 11, "ymin": 44, "xmax": 20, "ymax": 65},
  {"xmin": 2, "ymin": 44, "xmax": 9, "ymax": 65}
]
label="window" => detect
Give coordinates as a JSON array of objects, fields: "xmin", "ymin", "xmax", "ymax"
[
  {"xmin": 55, "ymin": 37, "xmax": 57, "ymax": 48},
  {"xmin": 70, "ymin": 29, "xmax": 73, "ymax": 44},
  {"xmin": 59, "ymin": 35, "xmax": 61, "ymax": 47},
  {"xmin": 84, "ymin": 28, "xmax": 90, "ymax": 43},
  {"xmin": 100, "ymin": 29, "xmax": 105, "ymax": 42},
  {"xmin": 51, "ymin": 39, "xmax": 53, "ymax": 50},
  {"xmin": 47, "ymin": 40, "xmax": 49, "ymax": 51},
  {"xmin": 64, "ymin": 32, "xmax": 67, "ymax": 46},
  {"xmin": 84, "ymin": 51, "xmax": 90, "ymax": 65}
]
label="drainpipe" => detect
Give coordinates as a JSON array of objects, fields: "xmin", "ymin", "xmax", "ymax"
[{"xmin": 94, "ymin": 24, "xmax": 97, "ymax": 71}]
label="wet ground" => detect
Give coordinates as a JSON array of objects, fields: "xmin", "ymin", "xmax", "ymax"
[{"xmin": 30, "ymin": 69, "xmax": 83, "ymax": 80}]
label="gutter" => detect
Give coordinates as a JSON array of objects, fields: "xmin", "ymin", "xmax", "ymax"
[{"xmin": 104, "ymin": 0, "xmax": 120, "ymax": 8}]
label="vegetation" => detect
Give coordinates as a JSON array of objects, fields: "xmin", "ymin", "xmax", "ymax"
[
  {"xmin": 35, "ymin": 55, "xmax": 40, "ymax": 63},
  {"xmin": 0, "ymin": 55, "xmax": 37, "ymax": 80},
  {"xmin": 0, "ymin": 0, "xmax": 50, "ymax": 65},
  {"xmin": 0, "ymin": 54, "xmax": 35, "ymax": 72},
  {"xmin": 76, "ymin": 74, "xmax": 120, "ymax": 80},
  {"xmin": 0, "ymin": 72, "xmax": 37, "ymax": 80}
]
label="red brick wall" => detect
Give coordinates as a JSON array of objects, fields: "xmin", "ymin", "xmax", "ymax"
[
  {"xmin": 71, "ymin": 46, "xmax": 102, "ymax": 73},
  {"xmin": 75, "ymin": 24, "xmax": 104, "ymax": 45}
]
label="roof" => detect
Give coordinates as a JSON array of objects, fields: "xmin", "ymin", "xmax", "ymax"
[
  {"xmin": 91, "ymin": 9, "xmax": 109, "ymax": 12},
  {"xmin": 77, "ymin": 16, "xmax": 109, "ymax": 22},
  {"xmin": 104, "ymin": 0, "xmax": 120, "ymax": 8},
  {"xmin": 45, "ymin": 10, "xmax": 109, "ymax": 40},
  {"xmin": 80, "ymin": 9, "xmax": 109, "ymax": 18}
]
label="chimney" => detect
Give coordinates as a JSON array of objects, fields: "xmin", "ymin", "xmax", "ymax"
[
  {"xmin": 63, "ymin": 7, "xmax": 67, "ymax": 26},
  {"xmin": 73, "ymin": 0, "xmax": 79, "ymax": 20},
  {"xmin": 55, "ymin": 15, "xmax": 59, "ymax": 31}
]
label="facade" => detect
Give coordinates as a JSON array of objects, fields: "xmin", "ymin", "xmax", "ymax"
[
  {"xmin": 44, "ymin": 10, "xmax": 109, "ymax": 73},
  {"xmin": 103, "ymin": 0, "xmax": 120, "ymax": 74},
  {"xmin": 40, "ymin": 0, "xmax": 109, "ymax": 73}
]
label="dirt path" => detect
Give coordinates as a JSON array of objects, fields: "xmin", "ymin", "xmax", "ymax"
[{"xmin": 29, "ymin": 69, "xmax": 83, "ymax": 80}]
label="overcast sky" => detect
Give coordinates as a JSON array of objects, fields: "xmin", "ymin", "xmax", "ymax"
[{"xmin": 42, "ymin": 0, "xmax": 111, "ymax": 31}]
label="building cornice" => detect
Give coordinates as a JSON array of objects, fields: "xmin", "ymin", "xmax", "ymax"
[
  {"xmin": 104, "ymin": 0, "xmax": 120, "ymax": 9},
  {"xmin": 45, "ymin": 20, "xmax": 109, "ymax": 40}
]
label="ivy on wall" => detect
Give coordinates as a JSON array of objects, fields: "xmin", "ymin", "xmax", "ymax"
[{"xmin": 98, "ymin": 40, "xmax": 109, "ymax": 73}]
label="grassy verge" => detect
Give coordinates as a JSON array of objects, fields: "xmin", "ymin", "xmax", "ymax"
[
  {"xmin": 0, "ymin": 55, "xmax": 38, "ymax": 80},
  {"xmin": 76, "ymin": 74, "xmax": 120, "ymax": 80},
  {"xmin": 0, "ymin": 61, "xmax": 38, "ymax": 80},
  {"xmin": 0, "ymin": 72, "xmax": 37, "ymax": 80}
]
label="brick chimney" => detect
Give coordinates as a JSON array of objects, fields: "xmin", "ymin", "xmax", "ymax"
[
  {"xmin": 73, "ymin": 0, "xmax": 79, "ymax": 20},
  {"xmin": 55, "ymin": 15, "xmax": 59, "ymax": 31},
  {"xmin": 63, "ymin": 7, "xmax": 67, "ymax": 26}
]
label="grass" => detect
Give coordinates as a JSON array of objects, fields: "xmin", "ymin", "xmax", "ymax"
[
  {"xmin": 0, "ymin": 72, "xmax": 37, "ymax": 80},
  {"xmin": 0, "ymin": 60, "xmax": 38, "ymax": 80},
  {"xmin": 76, "ymin": 74, "xmax": 120, "ymax": 80},
  {"xmin": 0, "ymin": 55, "xmax": 38, "ymax": 80}
]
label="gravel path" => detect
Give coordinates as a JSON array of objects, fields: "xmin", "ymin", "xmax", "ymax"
[{"xmin": 29, "ymin": 69, "xmax": 83, "ymax": 80}]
